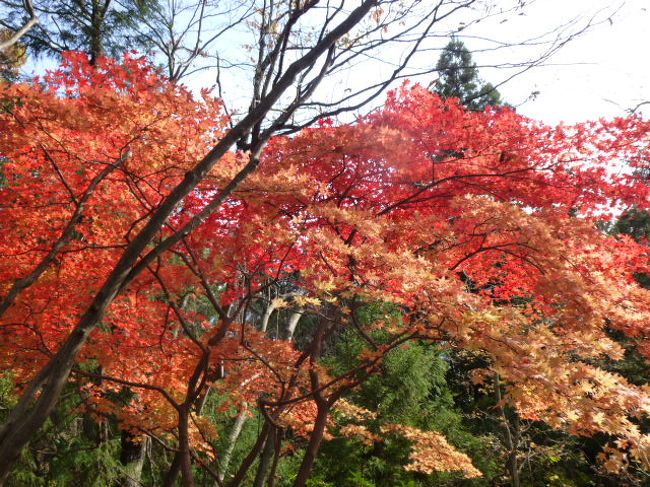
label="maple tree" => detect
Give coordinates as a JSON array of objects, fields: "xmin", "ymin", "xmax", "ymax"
[
  {"xmin": 1, "ymin": 51, "xmax": 650, "ymax": 486},
  {"xmin": 0, "ymin": 0, "xmax": 386, "ymax": 479}
]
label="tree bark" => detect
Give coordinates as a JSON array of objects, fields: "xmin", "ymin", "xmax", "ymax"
[
  {"xmin": 266, "ymin": 429, "xmax": 283, "ymax": 487},
  {"xmin": 226, "ymin": 421, "xmax": 271, "ymax": 487},
  {"xmin": 163, "ymin": 452, "xmax": 182, "ymax": 487},
  {"xmin": 88, "ymin": 0, "xmax": 108, "ymax": 65},
  {"xmin": 217, "ymin": 404, "xmax": 248, "ymax": 483},
  {"xmin": 178, "ymin": 408, "xmax": 195, "ymax": 487},
  {"xmin": 0, "ymin": 2, "xmax": 380, "ymax": 481},
  {"xmin": 285, "ymin": 311, "xmax": 302, "ymax": 341},
  {"xmin": 291, "ymin": 404, "xmax": 330, "ymax": 487},
  {"xmin": 252, "ymin": 428, "xmax": 276, "ymax": 487},
  {"xmin": 120, "ymin": 432, "xmax": 149, "ymax": 487},
  {"xmin": 0, "ymin": 0, "xmax": 37, "ymax": 52},
  {"xmin": 260, "ymin": 301, "xmax": 276, "ymax": 333},
  {"xmin": 495, "ymin": 373, "xmax": 520, "ymax": 487}
]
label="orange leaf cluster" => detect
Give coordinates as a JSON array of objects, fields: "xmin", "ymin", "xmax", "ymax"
[{"xmin": 1, "ymin": 55, "xmax": 650, "ymax": 476}]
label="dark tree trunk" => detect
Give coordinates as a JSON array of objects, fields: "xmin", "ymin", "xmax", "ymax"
[
  {"xmin": 291, "ymin": 405, "xmax": 330, "ymax": 487},
  {"xmin": 252, "ymin": 428, "xmax": 276, "ymax": 487},
  {"xmin": 266, "ymin": 429, "xmax": 283, "ymax": 487},
  {"xmin": 227, "ymin": 421, "xmax": 272, "ymax": 487},
  {"xmin": 163, "ymin": 453, "xmax": 182, "ymax": 487},
  {"xmin": 178, "ymin": 408, "xmax": 194, "ymax": 487}
]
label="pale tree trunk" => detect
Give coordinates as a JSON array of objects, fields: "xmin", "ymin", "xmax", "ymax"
[
  {"xmin": 0, "ymin": 0, "xmax": 37, "ymax": 52},
  {"xmin": 260, "ymin": 302, "xmax": 276, "ymax": 333},
  {"xmin": 121, "ymin": 433, "xmax": 150, "ymax": 487},
  {"xmin": 226, "ymin": 421, "xmax": 272, "ymax": 487},
  {"xmin": 285, "ymin": 311, "xmax": 302, "ymax": 341},
  {"xmin": 217, "ymin": 404, "xmax": 248, "ymax": 484}
]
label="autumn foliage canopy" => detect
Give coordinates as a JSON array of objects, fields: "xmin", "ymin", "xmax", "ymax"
[{"xmin": 1, "ymin": 53, "xmax": 649, "ymax": 479}]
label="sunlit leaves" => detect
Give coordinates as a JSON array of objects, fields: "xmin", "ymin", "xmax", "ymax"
[{"xmin": 2, "ymin": 55, "xmax": 650, "ymax": 478}]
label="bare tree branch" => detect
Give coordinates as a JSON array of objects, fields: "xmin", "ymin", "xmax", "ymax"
[{"xmin": 0, "ymin": 0, "xmax": 37, "ymax": 52}]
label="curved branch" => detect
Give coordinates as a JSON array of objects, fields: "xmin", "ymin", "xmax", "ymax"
[{"xmin": 0, "ymin": 0, "xmax": 38, "ymax": 52}]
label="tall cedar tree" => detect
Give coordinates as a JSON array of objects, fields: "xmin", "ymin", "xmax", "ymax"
[
  {"xmin": 433, "ymin": 37, "xmax": 504, "ymax": 112},
  {"xmin": 0, "ymin": 0, "xmax": 157, "ymax": 64}
]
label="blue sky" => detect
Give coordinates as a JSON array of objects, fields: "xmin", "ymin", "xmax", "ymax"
[{"xmin": 19, "ymin": 0, "xmax": 649, "ymax": 126}]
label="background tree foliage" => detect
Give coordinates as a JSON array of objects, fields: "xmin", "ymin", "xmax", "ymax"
[
  {"xmin": 0, "ymin": 0, "xmax": 156, "ymax": 64},
  {"xmin": 0, "ymin": 28, "xmax": 26, "ymax": 80},
  {"xmin": 433, "ymin": 37, "xmax": 504, "ymax": 112}
]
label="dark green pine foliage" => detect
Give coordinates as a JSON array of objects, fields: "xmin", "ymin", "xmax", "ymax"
[
  {"xmin": 309, "ymin": 303, "xmax": 500, "ymax": 487},
  {"xmin": 577, "ymin": 207, "xmax": 650, "ymax": 486},
  {"xmin": 0, "ymin": 0, "xmax": 158, "ymax": 64},
  {"xmin": 613, "ymin": 208, "xmax": 650, "ymax": 288},
  {"xmin": 613, "ymin": 207, "xmax": 650, "ymax": 241},
  {"xmin": 612, "ymin": 155, "xmax": 650, "ymax": 289},
  {"xmin": 609, "ymin": 206, "xmax": 650, "ymax": 380},
  {"xmin": 433, "ymin": 37, "xmax": 504, "ymax": 112}
]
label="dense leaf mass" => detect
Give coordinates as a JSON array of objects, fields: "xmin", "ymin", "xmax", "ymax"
[{"xmin": 1, "ymin": 55, "xmax": 649, "ymax": 481}]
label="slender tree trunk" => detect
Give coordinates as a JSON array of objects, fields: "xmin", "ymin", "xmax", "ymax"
[
  {"xmin": 291, "ymin": 405, "xmax": 329, "ymax": 487},
  {"xmin": 507, "ymin": 417, "xmax": 521, "ymax": 487},
  {"xmin": 507, "ymin": 447, "xmax": 520, "ymax": 487},
  {"xmin": 163, "ymin": 453, "xmax": 182, "ymax": 487},
  {"xmin": 218, "ymin": 404, "xmax": 248, "ymax": 483},
  {"xmin": 495, "ymin": 373, "xmax": 520, "ymax": 487},
  {"xmin": 266, "ymin": 429, "xmax": 283, "ymax": 487},
  {"xmin": 227, "ymin": 421, "xmax": 271, "ymax": 487},
  {"xmin": 252, "ymin": 428, "xmax": 276, "ymax": 487},
  {"xmin": 164, "ymin": 406, "xmax": 201, "ymax": 487},
  {"xmin": 178, "ymin": 408, "xmax": 195, "ymax": 487},
  {"xmin": 0, "ymin": 0, "xmax": 37, "ymax": 52}
]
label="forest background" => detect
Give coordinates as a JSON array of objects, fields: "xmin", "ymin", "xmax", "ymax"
[{"xmin": 0, "ymin": 1, "xmax": 649, "ymax": 486}]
